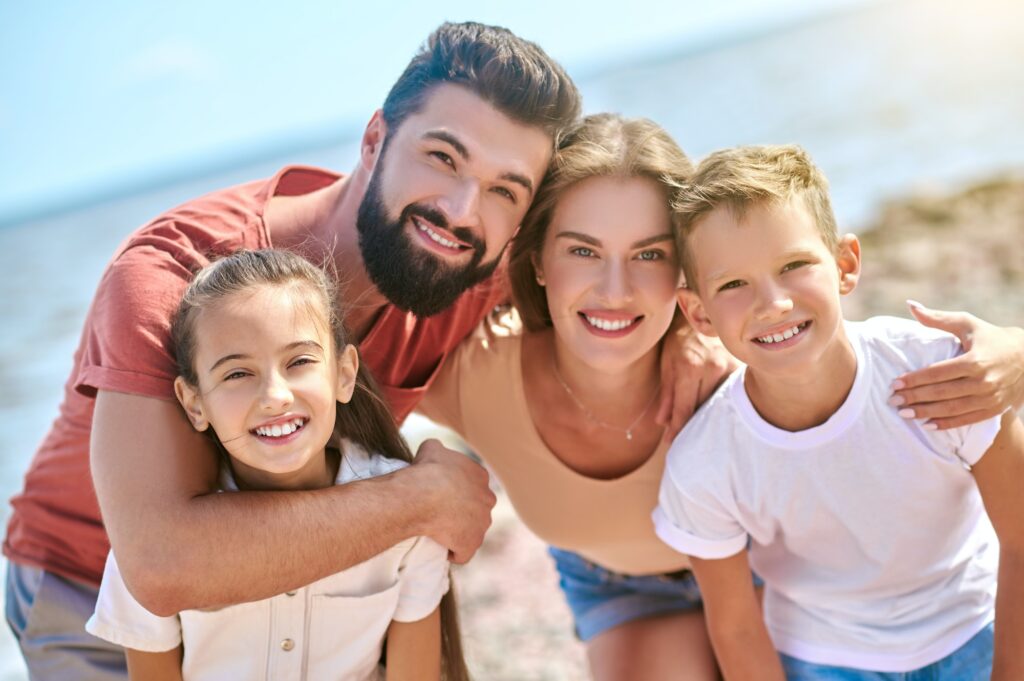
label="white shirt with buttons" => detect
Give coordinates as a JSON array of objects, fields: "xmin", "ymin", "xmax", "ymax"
[{"xmin": 86, "ymin": 442, "xmax": 450, "ymax": 681}]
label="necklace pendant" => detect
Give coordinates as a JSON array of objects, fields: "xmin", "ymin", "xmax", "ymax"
[{"xmin": 626, "ymin": 431, "xmax": 633, "ymax": 441}]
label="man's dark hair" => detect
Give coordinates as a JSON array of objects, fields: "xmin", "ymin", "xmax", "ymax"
[{"xmin": 382, "ymin": 21, "xmax": 581, "ymax": 144}]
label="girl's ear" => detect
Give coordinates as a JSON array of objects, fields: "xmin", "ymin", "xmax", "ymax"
[
  {"xmin": 836, "ymin": 234, "xmax": 862, "ymax": 296},
  {"xmin": 174, "ymin": 376, "xmax": 209, "ymax": 432},
  {"xmin": 676, "ymin": 288, "xmax": 718, "ymax": 337},
  {"xmin": 335, "ymin": 344, "xmax": 360, "ymax": 404}
]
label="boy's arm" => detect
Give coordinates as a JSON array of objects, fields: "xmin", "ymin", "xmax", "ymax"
[
  {"xmin": 125, "ymin": 647, "xmax": 183, "ymax": 681},
  {"xmin": 892, "ymin": 303, "xmax": 1024, "ymax": 429},
  {"xmin": 385, "ymin": 607, "xmax": 441, "ymax": 681},
  {"xmin": 689, "ymin": 552, "xmax": 785, "ymax": 681},
  {"xmin": 970, "ymin": 409, "xmax": 1024, "ymax": 681},
  {"xmin": 91, "ymin": 390, "xmax": 495, "ymax": 616}
]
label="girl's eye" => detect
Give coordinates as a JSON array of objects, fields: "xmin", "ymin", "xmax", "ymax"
[
  {"xmin": 570, "ymin": 246, "xmax": 595, "ymax": 258},
  {"xmin": 430, "ymin": 151, "xmax": 455, "ymax": 169},
  {"xmin": 289, "ymin": 357, "xmax": 317, "ymax": 369},
  {"xmin": 718, "ymin": 280, "xmax": 744, "ymax": 292},
  {"xmin": 224, "ymin": 370, "xmax": 249, "ymax": 381},
  {"xmin": 636, "ymin": 250, "xmax": 664, "ymax": 262}
]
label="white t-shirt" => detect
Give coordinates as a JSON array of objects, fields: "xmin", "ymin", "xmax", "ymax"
[
  {"xmin": 654, "ymin": 317, "xmax": 1002, "ymax": 673},
  {"xmin": 86, "ymin": 442, "xmax": 449, "ymax": 681}
]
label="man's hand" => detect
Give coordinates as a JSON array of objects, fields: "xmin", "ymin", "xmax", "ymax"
[
  {"xmin": 890, "ymin": 301, "xmax": 1024, "ymax": 429},
  {"xmin": 408, "ymin": 439, "xmax": 496, "ymax": 564},
  {"xmin": 655, "ymin": 323, "xmax": 739, "ymax": 441}
]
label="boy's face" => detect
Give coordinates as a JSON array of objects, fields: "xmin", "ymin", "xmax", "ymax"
[{"xmin": 678, "ymin": 197, "xmax": 860, "ymax": 379}]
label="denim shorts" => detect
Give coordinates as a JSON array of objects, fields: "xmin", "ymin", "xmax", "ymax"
[
  {"xmin": 548, "ymin": 546, "xmax": 707, "ymax": 642},
  {"xmin": 779, "ymin": 621, "xmax": 994, "ymax": 680}
]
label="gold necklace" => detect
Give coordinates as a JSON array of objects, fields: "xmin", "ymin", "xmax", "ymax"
[{"xmin": 551, "ymin": 355, "xmax": 660, "ymax": 441}]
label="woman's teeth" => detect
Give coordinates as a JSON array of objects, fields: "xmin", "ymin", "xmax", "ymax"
[
  {"xmin": 255, "ymin": 418, "xmax": 305, "ymax": 438},
  {"xmin": 584, "ymin": 315, "xmax": 636, "ymax": 332},
  {"xmin": 756, "ymin": 322, "xmax": 807, "ymax": 344}
]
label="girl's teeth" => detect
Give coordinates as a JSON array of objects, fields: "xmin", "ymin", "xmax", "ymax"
[
  {"xmin": 585, "ymin": 316, "xmax": 634, "ymax": 331},
  {"xmin": 256, "ymin": 418, "xmax": 305, "ymax": 437}
]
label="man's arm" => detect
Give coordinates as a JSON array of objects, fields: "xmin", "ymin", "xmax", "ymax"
[
  {"xmin": 891, "ymin": 302, "xmax": 1024, "ymax": 429},
  {"xmin": 970, "ymin": 410, "xmax": 1024, "ymax": 681},
  {"xmin": 91, "ymin": 390, "xmax": 494, "ymax": 616},
  {"xmin": 688, "ymin": 552, "xmax": 784, "ymax": 681}
]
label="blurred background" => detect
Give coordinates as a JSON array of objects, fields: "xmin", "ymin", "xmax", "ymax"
[{"xmin": 2, "ymin": 0, "xmax": 1022, "ymax": 678}]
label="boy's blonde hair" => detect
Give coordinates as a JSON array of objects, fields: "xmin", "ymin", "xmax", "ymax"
[{"xmin": 673, "ymin": 144, "xmax": 838, "ymax": 290}]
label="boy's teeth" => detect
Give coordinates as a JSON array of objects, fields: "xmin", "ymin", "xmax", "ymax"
[
  {"xmin": 416, "ymin": 220, "xmax": 461, "ymax": 249},
  {"xmin": 757, "ymin": 324, "xmax": 803, "ymax": 344},
  {"xmin": 256, "ymin": 418, "xmax": 305, "ymax": 438},
  {"xmin": 585, "ymin": 315, "xmax": 634, "ymax": 331}
]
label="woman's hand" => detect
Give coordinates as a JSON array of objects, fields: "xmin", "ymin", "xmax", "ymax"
[
  {"xmin": 890, "ymin": 301, "xmax": 1024, "ymax": 429},
  {"xmin": 656, "ymin": 323, "xmax": 739, "ymax": 441}
]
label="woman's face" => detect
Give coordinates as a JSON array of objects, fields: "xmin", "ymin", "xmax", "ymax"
[{"xmin": 536, "ymin": 175, "xmax": 681, "ymax": 372}]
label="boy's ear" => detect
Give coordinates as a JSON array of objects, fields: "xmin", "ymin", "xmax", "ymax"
[
  {"xmin": 360, "ymin": 110, "xmax": 387, "ymax": 173},
  {"xmin": 173, "ymin": 377, "xmax": 209, "ymax": 432},
  {"xmin": 335, "ymin": 344, "xmax": 360, "ymax": 404},
  {"xmin": 836, "ymin": 234, "xmax": 862, "ymax": 295},
  {"xmin": 676, "ymin": 288, "xmax": 718, "ymax": 337}
]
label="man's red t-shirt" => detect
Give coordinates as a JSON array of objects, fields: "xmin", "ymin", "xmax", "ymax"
[{"xmin": 3, "ymin": 166, "xmax": 506, "ymax": 586}]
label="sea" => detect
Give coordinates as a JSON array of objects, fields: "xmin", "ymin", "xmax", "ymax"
[{"xmin": 1, "ymin": 0, "xmax": 1022, "ymax": 675}]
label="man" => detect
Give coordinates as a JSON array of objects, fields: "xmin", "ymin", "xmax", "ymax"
[{"xmin": 3, "ymin": 22, "xmax": 579, "ymax": 678}]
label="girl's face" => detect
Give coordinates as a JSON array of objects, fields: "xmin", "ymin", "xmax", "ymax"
[
  {"xmin": 536, "ymin": 175, "xmax": 681, "ymax": 373},
  {"xmin": 174, "ymin": 284, "xmax": 357, "ymax": 491}
]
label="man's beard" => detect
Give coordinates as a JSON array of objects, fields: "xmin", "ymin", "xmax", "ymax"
[{"xmin": 356, "ymin": 163, "xmax": 502, "ymax": 318}]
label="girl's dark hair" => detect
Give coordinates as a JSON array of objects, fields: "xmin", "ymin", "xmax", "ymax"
[{"xmin": 170, "ymin": 249, "xmax": 469, "ymax": 681}]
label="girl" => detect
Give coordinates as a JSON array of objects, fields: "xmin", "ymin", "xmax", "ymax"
[{"xmin": 86, "ymin": 249, "xmax": 468, "ymax": 681}]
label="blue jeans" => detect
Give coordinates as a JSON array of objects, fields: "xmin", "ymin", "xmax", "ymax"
[
  {"xmin": 780, "ymin": 621, "xmax": 994, "ymax": 680},
  {"xmin": 5, "ymin": 561, "xmax": 127, "ymax": 680},
  {"xmin": 548, "ymin": 546, "xmax": 706, "ymax": 641}
]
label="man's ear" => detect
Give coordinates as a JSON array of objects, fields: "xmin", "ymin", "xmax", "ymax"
[
  {"xmin": 676, "ymin": 288, "xmax": 718, "ymax": 337},
  {"xmin": 360, "ymin": 110, "xmax": 387, "ymax": 173},
  {"xmin": 174, "ymin": 376, "xmax": 209, "ymax": 432},
  {"xmin": 335, "ymin": 344, "xmax": 360, "ymax": 405},
  {"xmin": 836, "ymin": 234, "xmax": 862, "ymax": 296}
]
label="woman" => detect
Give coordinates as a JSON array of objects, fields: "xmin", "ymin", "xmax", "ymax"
[{"xmin": 419, "ymin": 114, "xmax": 1024, "ymax": 680}]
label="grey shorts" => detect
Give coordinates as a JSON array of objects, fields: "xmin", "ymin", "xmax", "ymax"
[{"xmin": 5, "ymin": 560, "xmax": 127, "ymax": 680}]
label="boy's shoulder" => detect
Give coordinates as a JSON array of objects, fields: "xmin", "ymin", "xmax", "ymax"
[
  {"xmin": 850, "ymin": 316, "xmax": 962, "ymax": 371},
  {"xmin": 665, "ymin": 370, "xmax": 746, "ymax": 468}
]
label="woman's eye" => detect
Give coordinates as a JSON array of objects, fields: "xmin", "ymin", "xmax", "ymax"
[
  {"xmin": 570, "ymin": 246, "xmax": 595, "ymax": 258},
  {"xmin": 636, "ymin": 250, "xmax": 664, "ymax": 261}
]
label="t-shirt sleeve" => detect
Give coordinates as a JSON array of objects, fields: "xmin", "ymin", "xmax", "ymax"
[
  {"xmin": 85, "ymin": 551, "xmax": 183, "ymax": 652},
  {"xmin": 653, "ymin": 444, "xmax": 748, "ymax": 560},
  {"xmin": 392, "ymin": 537, "xmax": 450, "ymax": 623},
  {"xmin": 75, "ymin": 244, "xmax": 195, "ymax": 401}
]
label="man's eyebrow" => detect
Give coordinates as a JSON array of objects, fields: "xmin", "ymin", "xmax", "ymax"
[
  {"xmin": 423, "ymin": 130, "xmax": 469, "ymax": 160},
  {"xmin": 424, "ymin": 130, "xmax": 534, "ymax": 198},
  {"xmin": 207, "ymin": 340, "xmax": 325, "ymax": 373}
]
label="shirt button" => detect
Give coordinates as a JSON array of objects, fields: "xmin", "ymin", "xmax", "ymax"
[
  {"xmin": 285, "ymin": 591, "xmax": 297, "ymax": 597},
  {"xmin": 281, "ymin": 638, "xmax": 295, "ymax": 651}
]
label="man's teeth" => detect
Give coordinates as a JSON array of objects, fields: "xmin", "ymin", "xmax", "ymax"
[
  {"xmin": 416, "ymin": 220, "xmax": 463, "ymax": 249},
  {"xmin": 757, "ymin": 324, "xmax": 805, "ymax": 344},
  {"xmin": 585, "ymin": 315, "xmax": 635, "ymax": 332},
  {"xmin": 255, "ymin": 418, "xmax": 305, "ymax": 438}
]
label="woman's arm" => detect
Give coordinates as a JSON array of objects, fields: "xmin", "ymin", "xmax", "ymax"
[
  {"xmin": 92, "ymin": 391, "xmax": 494, "ymax": 615},
  {"xmin": 970, "ymin": 410, "xmax": 1024, "ymax": 681},
  {"xmin": 126, "ymin": 647, "xmax": 183, "ymax": 681},
  {"xmin": 689, "ymin": 552, "xmax": 784, "ymax": 681},
  {"xmin": 385, "ymin": 607, "xmax": 442, "ymax": 681},
  {"xmin": 891, "ymin": 303, "xmax": 1024, "ymax": 429}
]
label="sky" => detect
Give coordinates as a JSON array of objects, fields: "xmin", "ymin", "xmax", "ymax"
[{"xmin": 0, "ymin": 0, "xmax": 869, "ymax": 224}]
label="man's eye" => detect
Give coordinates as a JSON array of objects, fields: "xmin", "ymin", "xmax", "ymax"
[
  {"xmin": 493, "ymin": 186, "xmax": 516, "ymax": 203},
  {"xmin": 430, "ymin": 151, "xmax": 455, "ymax": 168}
]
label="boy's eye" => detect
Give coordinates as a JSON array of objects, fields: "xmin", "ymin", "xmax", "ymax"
[
  {"xmin": 782, "ymin": 260, "xmax": 809, "ymax": 273},
  {"xmin": 718, "ymin": 280, "xmax": 744, "ymax": 292}
]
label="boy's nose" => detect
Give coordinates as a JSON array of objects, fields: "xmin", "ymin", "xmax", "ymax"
[{"xmin": 754, "ymin": 284, "xmax": 794, "ymax": 319}]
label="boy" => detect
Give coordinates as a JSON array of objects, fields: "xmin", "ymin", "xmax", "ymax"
[{"xmin": 654, "ymin": 145, "xmax": 1024, "ymax": 680}]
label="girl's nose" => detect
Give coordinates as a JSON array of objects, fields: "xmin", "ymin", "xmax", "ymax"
[{"xmin": 260, "ymin": 373, "xmax": 294, "ymax": 411}]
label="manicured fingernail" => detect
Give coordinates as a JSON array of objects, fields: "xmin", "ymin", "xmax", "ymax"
[
  {"xmin": 898, "ymin": 408, "xmax": 916, "ymax": 419},
  {"xmin": 906, "ymin": 299, "xmax": 925, "ymax": 309},
  {"xmin": 923, "ymin": 423, "xmax": 938, "ymax": 431},
  {"xmin": 891, "ymin": 379, "xmax": 905, "ymax": 390},
  {"xmin": 888, "ymin": 395, "xmax": 905, "ymax": 406}
]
